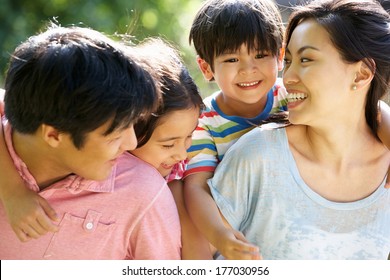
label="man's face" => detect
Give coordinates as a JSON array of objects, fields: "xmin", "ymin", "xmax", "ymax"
[{"xmin": 56, "ymin": 120, "xmax": 137, "ymax": 181}]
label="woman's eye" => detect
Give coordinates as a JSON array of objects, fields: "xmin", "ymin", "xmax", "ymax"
[{"xmin": 301, "ymin": 58, "xmax": 311, "ymax": 63}]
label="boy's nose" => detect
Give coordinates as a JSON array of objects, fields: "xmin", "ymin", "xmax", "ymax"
[{"xmin": 240, "ymin": 60, "xmax": 257, "ymax": 75}]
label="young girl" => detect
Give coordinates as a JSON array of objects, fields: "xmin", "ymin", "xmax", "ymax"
[{"xmin": 0, "ymin": 38, "xmax": 211, "ymax": 259}]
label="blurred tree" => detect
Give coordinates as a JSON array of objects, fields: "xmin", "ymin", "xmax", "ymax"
[
  {"xmin": 0, "ymin": 0, "xmax": 218, "ymax": 97},
  {"xmin": 2, "ymin": 0, "xmax": 385, "ymax": 97}
]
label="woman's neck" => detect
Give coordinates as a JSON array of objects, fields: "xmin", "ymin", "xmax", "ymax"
[{"xmin": 286, "ymin": 122, "xmax": 389, "ymax": 202}]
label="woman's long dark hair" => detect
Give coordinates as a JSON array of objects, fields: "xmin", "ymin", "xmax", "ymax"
[{"xmin": 285, "ymin": 0, "xmax": 390, "ymax": 137}]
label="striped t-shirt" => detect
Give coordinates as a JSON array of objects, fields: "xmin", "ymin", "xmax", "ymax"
[{"xmin": 184, "ymin": 78, "xmax": 288, "ymax": 177}]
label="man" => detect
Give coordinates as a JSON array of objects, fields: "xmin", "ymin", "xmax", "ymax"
[{"xmin": 0, "ymin": 23, "xmax": 181, "ymax": 259}]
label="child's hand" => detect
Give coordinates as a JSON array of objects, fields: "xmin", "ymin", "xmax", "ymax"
[
  {"xmin": 216, "ymin": 228, "xmax": 261, "ymax": 260},
  {"xmin": 3, "ymin": 187, "xmax": 59, "ymax": 242}
]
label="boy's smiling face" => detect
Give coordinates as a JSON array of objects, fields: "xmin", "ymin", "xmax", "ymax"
[{"xmin": 198, "ymin": 43, "xmax": 284, "ymax": 117}]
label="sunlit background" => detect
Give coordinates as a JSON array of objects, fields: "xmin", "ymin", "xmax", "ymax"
[{"xmin": 0, "ymin": 0, "xmax": 388, "ymax": 98}]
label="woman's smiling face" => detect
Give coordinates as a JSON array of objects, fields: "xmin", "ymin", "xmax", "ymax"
[{"xmin": 283, "ymin": 19, "xmax": 358, "ymax": 126}]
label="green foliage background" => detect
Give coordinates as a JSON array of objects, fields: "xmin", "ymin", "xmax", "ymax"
[
  {"xmin": 0, "ymin": 0, "xmax": 388, "ymax": 98},
  {"xmin": 0, "ymin": 0, "xmax": 219, "ymax": 97}
]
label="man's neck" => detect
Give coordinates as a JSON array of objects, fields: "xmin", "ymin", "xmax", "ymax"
[{"xmin": 12, "ymin": 131, "xmax": 69, "ymax": 190}]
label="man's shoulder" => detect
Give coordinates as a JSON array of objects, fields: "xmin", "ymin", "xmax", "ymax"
[
  {"xmin": 111, "ymin": 153, "xmax": 172, "ymax": 207},
  {"xmin": 116, "ymin": 153, "xmax": 165, "ymax": 181}
]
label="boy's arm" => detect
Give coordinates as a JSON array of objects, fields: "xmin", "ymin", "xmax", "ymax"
[
  {"xmin": 377, "ymin": 100, "xmax": 390, "ymax": 188},
  {"xmin": 184, "ymin": 172, "xmax": 260, "ymax": 260},
  {"xmin": 0, "ymin": 100, "xmax": 59, "ymax": 242}
]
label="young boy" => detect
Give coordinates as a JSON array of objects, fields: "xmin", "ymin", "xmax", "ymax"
[{"xmin": 183, "ymin": 0, "xmax": 288, "ymax": 260}]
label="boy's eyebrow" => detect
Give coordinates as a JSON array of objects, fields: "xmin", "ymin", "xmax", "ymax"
[
  {"xmin": 219, "ymin": 50, "xmax": 237, "ymax": 56},
  {"xmin": 285, "ymin": 45, "xmax": 320, "ymax": 55}
]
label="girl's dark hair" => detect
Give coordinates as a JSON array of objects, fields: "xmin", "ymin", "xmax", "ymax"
[
  {"xmin": 132, "ymin": 38, "xmax": 204, "ymax": 148},
  {"xmin": 285, "ymin": 0, "xmax": 390, "ymax": 137},
  {"xmin": 189, "ymin": 0, "xmax": 284, "ymax": 71},
  {"xmin": 4, "ymin": 22, "xmax": 159, "ymax": 148}
]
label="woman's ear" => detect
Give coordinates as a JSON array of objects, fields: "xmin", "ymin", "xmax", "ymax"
[
  {"xmin": 196, "ymin": 56, "xmax": 214, "ymax": 81},
  {"xmin": 354, "ymin": 59, "xmax": 375, "ymax": 91}
]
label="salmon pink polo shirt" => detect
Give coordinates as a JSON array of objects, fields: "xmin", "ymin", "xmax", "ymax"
[{"xmin": 0, "ymin": 118, "xmax": 181, "ymax": 259}]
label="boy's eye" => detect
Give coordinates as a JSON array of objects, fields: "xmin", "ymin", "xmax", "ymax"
[
  {"xmin": 224, "ymin": 58, "xmax": 238, "ymax": 63},
  {"xmin": 300, "ymin": 58, "xmax": 311, "ymax": 63},
  {"xmin": 283, "ymin": 58, "xmax": 291, "ymax": 65},
  {"xmin": 255, "ymin": 54, "xmax": 267, "ymax": 59}
]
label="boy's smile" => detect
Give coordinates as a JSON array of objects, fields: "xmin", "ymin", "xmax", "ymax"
[{"xmin": 201, "ymin": 43, "xmax": 283, "ymax": 118}]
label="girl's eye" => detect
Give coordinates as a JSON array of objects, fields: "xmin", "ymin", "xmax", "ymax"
[
  {"xmin": 300, "ymin": 57, "xmax": 312, "ymax": 63},
  {"xmin": 283, "ymin": 58, "xmax": 291, "ymax": 65},
  {"xmin": 162, "ymin": 144, "xmax": 174, "ymax": 149}
]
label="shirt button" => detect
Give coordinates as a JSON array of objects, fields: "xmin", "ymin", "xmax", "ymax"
[{"xmin": 85, "ymin": 222, "xmax": 94, "ymax": 230}]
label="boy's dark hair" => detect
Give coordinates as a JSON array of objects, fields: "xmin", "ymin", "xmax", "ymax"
[
  {"xmin": 189, "ymin": 0, "xmax": 284, "ymax": 71},
  {"xmin": 285, "ymin": 0, "xmax": 390, "ymax": 138},
  {"xmin": 132, "ymin": 38, "xmax": 204, "ymax": 148},
  {"xmin": 4, "ymin": 23, "xmax": 159, "ymax": 149}
]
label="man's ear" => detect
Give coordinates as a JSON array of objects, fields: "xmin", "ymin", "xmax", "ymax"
[
  {"xmin": 40, "ymin": 124, "xmax": 63, "ymax": 148},
  {"xmin": 354, "ymin": 59, "xmax": 375, "ymax": 91},
  {"xmin": 196, "ymin": 56, "xmax": 214, "ymax": 81}
]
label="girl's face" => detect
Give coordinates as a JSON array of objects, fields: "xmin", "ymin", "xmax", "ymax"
[
  {"xmin": 283, "ymin": 19, "xmax": 358, "ymax": 126},
  {"xmin": 131, "ymin": 107, "xmax": 199, "ymax": 178}
]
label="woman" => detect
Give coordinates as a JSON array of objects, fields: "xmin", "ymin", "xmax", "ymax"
[{"xmin": 208, "ymin": 0, "xmax": 390, "ymax": 259}]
